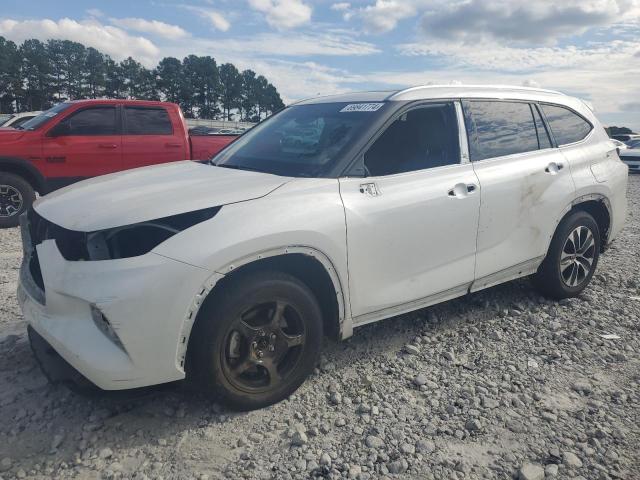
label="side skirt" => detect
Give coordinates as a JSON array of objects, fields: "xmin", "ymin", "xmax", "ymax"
[{"xmin": 351, "ymin": 256, "xmax": 544, "ymax": 329}]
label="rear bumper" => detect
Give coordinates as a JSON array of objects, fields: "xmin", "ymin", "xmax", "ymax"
[{"xmin": 18, "ymin": 231, "xmax": 212, "ymax": 390}]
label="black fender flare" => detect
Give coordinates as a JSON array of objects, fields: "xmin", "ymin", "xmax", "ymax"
[{"xmin": 0, "ymin": 157, "xmax": 47, "ymax": 193}]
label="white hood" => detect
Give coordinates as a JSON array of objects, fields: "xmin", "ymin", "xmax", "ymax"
[{"xmin": 34, "ymin": 161, "xmax": 290, "ymax": 231}]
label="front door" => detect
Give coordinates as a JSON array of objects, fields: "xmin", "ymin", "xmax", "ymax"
[
  {"xmin": 461, "ymin": 100, "xmax": 577, "ymax": 290},
  {"xmin": 339, "ymin": 102, "xmax": 481, "ymax": 322},
  {"xmin": 41, "ymin": 105, "xmax": 121, "ymax": 189}
]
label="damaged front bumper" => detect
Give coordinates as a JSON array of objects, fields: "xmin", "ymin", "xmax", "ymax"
[{"xmin": 18, "ymin": 215, "xmax": 213, "ymax": 390}]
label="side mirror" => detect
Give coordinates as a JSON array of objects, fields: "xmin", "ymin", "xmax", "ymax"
[{"xmin": 48, "ymin": 122, "xmax": 71, "ymax": 137}]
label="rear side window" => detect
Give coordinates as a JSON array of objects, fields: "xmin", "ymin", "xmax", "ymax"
[
  {"xmin": 541, "ymin": 104, "xmax": 592, "ymax": 146},
  {"xmin": 364, "ymin": 103, "xmax": 460, "ymax": 176},
  {"xmin": 463, "ymin": 101, "xmax": 539, "ymax": 161},
  {"xmin": 124, "ymin": 107, "xmax": 173, "ymax": 135},
  {"xmin": 63, "ymin": 107, "xmax": 117, "ymax": 136}
]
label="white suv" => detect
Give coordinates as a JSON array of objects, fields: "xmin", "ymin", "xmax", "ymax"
[{"xmin": 18, "ymin": 85, "xmax": 627, "ymax": 410}]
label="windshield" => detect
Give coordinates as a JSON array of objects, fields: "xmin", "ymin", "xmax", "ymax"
[
  {"xmin": 626, "ymin": 139, "xmax": 640, "ymax": 149},
  {"xmin": 0, "ymin": 114, "xmax": 13, "ymax": 126},
  {"xmin": 213, "ymin": 102, "xmax": 390, "ymax": 177},
  {"xmin": 18, "ymin": 103, "xmax": 72, "ymax": 130}
]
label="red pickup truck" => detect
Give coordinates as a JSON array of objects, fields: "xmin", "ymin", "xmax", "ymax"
[{"xmin": 0, "ymin": 99, "xmax": 237, "ymax": 227}]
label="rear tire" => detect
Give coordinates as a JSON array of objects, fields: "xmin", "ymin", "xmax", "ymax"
[
  {"xmin": 533, "ymin": 210, "xmax": 600, "ymax": 299},
  {"xmin": 0, "ymin": 173, "xmax": 35, "ymax": 228},
  {"xmin": 189, "ymin": 271, "xmax": 323, "ymax": 411}
]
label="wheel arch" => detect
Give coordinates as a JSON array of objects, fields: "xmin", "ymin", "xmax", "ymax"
[
  {"xmin": 177, "ymin": 246, "xmax": 350, "ymax": 374},
  {"xmin": 0, "ymin": 157, "xmax": 47, "ymax": 193},
  {"xmin": 549, "ymin": 194, "xmax": 612, "ymax": 256}
]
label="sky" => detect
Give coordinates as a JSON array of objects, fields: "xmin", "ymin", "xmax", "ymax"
[{"xmin": 1, "ymin": 0, "xmax": 639, "ymax": 130}]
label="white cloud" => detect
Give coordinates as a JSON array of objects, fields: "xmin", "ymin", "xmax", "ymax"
[
  {"xmin": 0, "ymin": 18, "xmax": 159, "ymax": 66},
  {"xmin": 331, "ymin": 2, "xmax": 351, "ymax": 11},
  {"xmin": 85, "ymin": 8, "xmax": 104, "ymax": 18},
  {"xmin": 248, "ymin": 0, "xmax": 312, "ymax": 29},
  {"xmin": 184, "ymin": 7, "xmax": 231, "ymax": 32},
  {"xmin": 359, "ymin": 0, "xmax": 417, "ymax": 34},
  {"xmin": 183, "ymin": 31, "xmax": 379, "ymax": 57},
  {"xmin": 418, "ymin": 0, "xmax": 640, "ymax": 44},
  {"xmin": 111, "ymin": 18, "xmax": 188, "ymax": 39}
]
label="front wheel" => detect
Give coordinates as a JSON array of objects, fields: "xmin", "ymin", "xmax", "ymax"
[
  {"xmin": 533, "ymin": 210, "xmax": 600, "ymax": 299},
  {"xmin": 189, "ymin": 271, "xmax": 323, "ymax": 410},
  {"xmin": 0, "ymin": 173, "xmax": 35, "ymax": 228}
]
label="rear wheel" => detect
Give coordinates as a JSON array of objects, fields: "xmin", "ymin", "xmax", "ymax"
[
  {"xmin": 189, "ymin": 271, "xmax": 323, "ymax": 410},
  {"xmin": 533, "ymin": 210, "xmax": 600, "ymax": 299},
  {"xmin": 0, "ymin": 173, "xmax": 35, "ymax": 228}
]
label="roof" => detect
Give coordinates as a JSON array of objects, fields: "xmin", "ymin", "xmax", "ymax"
[
  {"xmin": 292, "ymin": 84, "xmax": 567, "ymax": 106},
  {"xmin": 66, "ymin": 99, "xmax": 176, "ymax": 107}
]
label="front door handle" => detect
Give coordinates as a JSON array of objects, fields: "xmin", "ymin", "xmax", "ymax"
[
  {"xmin": 165, "ymin": 142, "xmax": 182, "ymax": 148},
  {"xmin": 98, "ymin": 143, "xmax": 118, "ymax": 149},
  {"xmin": 545, "ymin": 162, "xmax": 564, "ymax": 174},
  {"xmin": 448, "ymin": 183, "xmax": 477, "ymax": 198}
]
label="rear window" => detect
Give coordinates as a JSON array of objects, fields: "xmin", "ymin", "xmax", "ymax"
[
  {"xmin": 463, "ymin": 100, "xmax": 540, "ymax": 161},
  {"xmin": 124, "ymin": 107, "xmax": 173, "ymax": 135},
  {"xmin": 541, "ymin": 104, "xmax": 592, "ymax": 146}
]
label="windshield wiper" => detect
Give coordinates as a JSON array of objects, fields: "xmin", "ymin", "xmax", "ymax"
[{"xmin": 215, "ymin": 164, "xmax": 270, "ymax": 174}]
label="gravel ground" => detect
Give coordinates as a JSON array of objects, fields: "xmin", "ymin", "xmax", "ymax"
[{"xmin": 0, "ymin": 176, "xmax": 638, "ymax": 480}]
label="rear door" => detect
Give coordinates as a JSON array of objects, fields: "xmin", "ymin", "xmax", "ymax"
[
  {"xmin": 463, "ymin": 100, "xmax": 576, "ymax": 290},
  {"xmin": 339, "ymin": 102, "xmax": 481, "ymax": 322},
  {"xmin": 41, "ymin": 105, "xmax": 121, "ymax": 187},
  {"xmin": 121, "ymin": 106, "xmax": 187, "ymax": 170}
]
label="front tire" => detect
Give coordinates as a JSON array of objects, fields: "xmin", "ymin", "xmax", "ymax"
[
  {"xmin": 189, "ymin": 271, "xmax": 323, "ymax": 410},
  {"xmin": 0, "ymin": 173, "xmax": 35, "ymax": 228},
  {"xmin": 533, "ymin": 210, "xmax": 600, "ymax": 299}
]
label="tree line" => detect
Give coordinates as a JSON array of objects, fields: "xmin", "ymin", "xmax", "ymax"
[{"xmin": 0, "ymin": 36, "xmax": 285, "ymax": 121}]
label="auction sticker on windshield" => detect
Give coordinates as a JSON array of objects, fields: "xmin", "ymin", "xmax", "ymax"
[{"xmin": 340, "ymin": 103, "xmax": 385, "ymax": 113}]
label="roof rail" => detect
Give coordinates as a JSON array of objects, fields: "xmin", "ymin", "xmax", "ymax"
[{"xmin": 388, "ymin": 84, "xmax": 565, "ymax": 101}]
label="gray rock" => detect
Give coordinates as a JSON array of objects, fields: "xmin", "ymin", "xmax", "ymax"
[
  {"xmin": 0, "ymin": 458, "xmax": 11, "ymax": 473},
  {"xmin": 563, "ymin": 451, "xmax": 583, "ymax": 468},
  {"xmin": 405, "ymin": 344, "xmax": 420, "ymax": 355},
  {"xmin": 414, "ymin": 374, "xmax": 428, "ymax": 386},
  {"xmin": 519, "ymin": 462, "xmax": 545, "ymax": 480},
  {"xmin": 329, "ymin": 391, "xmax": 342, "ymax": 405},
  {"xmin": 98, "ymin": 448, "xmax": 113, "ymax": 460},
  {"xmin": 465, "ymin": 418, "xmax": 482, "ymax": 432},
  {"xmin": 387, "ymin": 459, "xmax": 408, "ymax": 474},
  {"xmin": 319, "ymin": 453, "xmax": 332, "ymax": 467},
  {"xmin": 545, "ymin": 464, "xmax": 559, "ymax": 477},
  {"xmin": 291, "ymin": 431, "xmax": 308, "ymax": 446},
  {"xmin": 365, "ymin": 435, "xmax": 385, "ymax": 449},
  {"xmin": 416, "ymin": 439, "xmax": 435, "ymax": 453}
]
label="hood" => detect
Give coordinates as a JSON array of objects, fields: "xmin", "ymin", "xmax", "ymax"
[{"xmin": 34, "ymin": 161, "xmax": 290, "ymax": 231}]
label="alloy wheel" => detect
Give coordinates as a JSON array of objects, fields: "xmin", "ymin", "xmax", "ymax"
[
  {"xmin": 0, "ymin": 184, "xmax": 23, "ymax": 218},
  {"xmin": 560, "ymin": 225, "xmax": 596, "ymax": 287},
  {"xmin": 221, "ymin": 300, "xmax": 306, "ymax": 394}
]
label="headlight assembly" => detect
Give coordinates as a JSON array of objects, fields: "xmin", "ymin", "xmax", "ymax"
[{"xmin": 33, "ymin": 206, "xmax": 221, "ymax": 261}]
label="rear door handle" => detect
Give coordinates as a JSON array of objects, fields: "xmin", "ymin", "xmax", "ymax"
[
  {"xmin": 448, "ymin": 183, "xmax": 477, "ymax": 198},
  {"xmin": 165, "ymin": 142, "xmax": 182, "ymax": 148},
  {"xmin": 545, "ymin": 162, "xmax": 564, "ymax": 174},
  {"xmin": 98, "ymin": 143, "xmax": 118, "ymax": 149}
]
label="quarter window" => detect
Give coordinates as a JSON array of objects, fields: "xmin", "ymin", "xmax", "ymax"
[
  {"xmin": 124, "ymin": 107, "xmax": 173, "ymax": 135},
  {"xmin": 541, "ymin": 104, "xmax": 592, "ymax": 146},
  {"xmin": 364, "ymin": 103, "xmax": 460, "ymax": 176},
  {"xmin": 463, "ymin": 101, "xmax": 539, "ymax": 161}
]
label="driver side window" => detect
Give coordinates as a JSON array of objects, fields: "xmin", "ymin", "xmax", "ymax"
[{"xmin": 364, "ymin": 103, "xmax": 460, "ymax": 176}]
